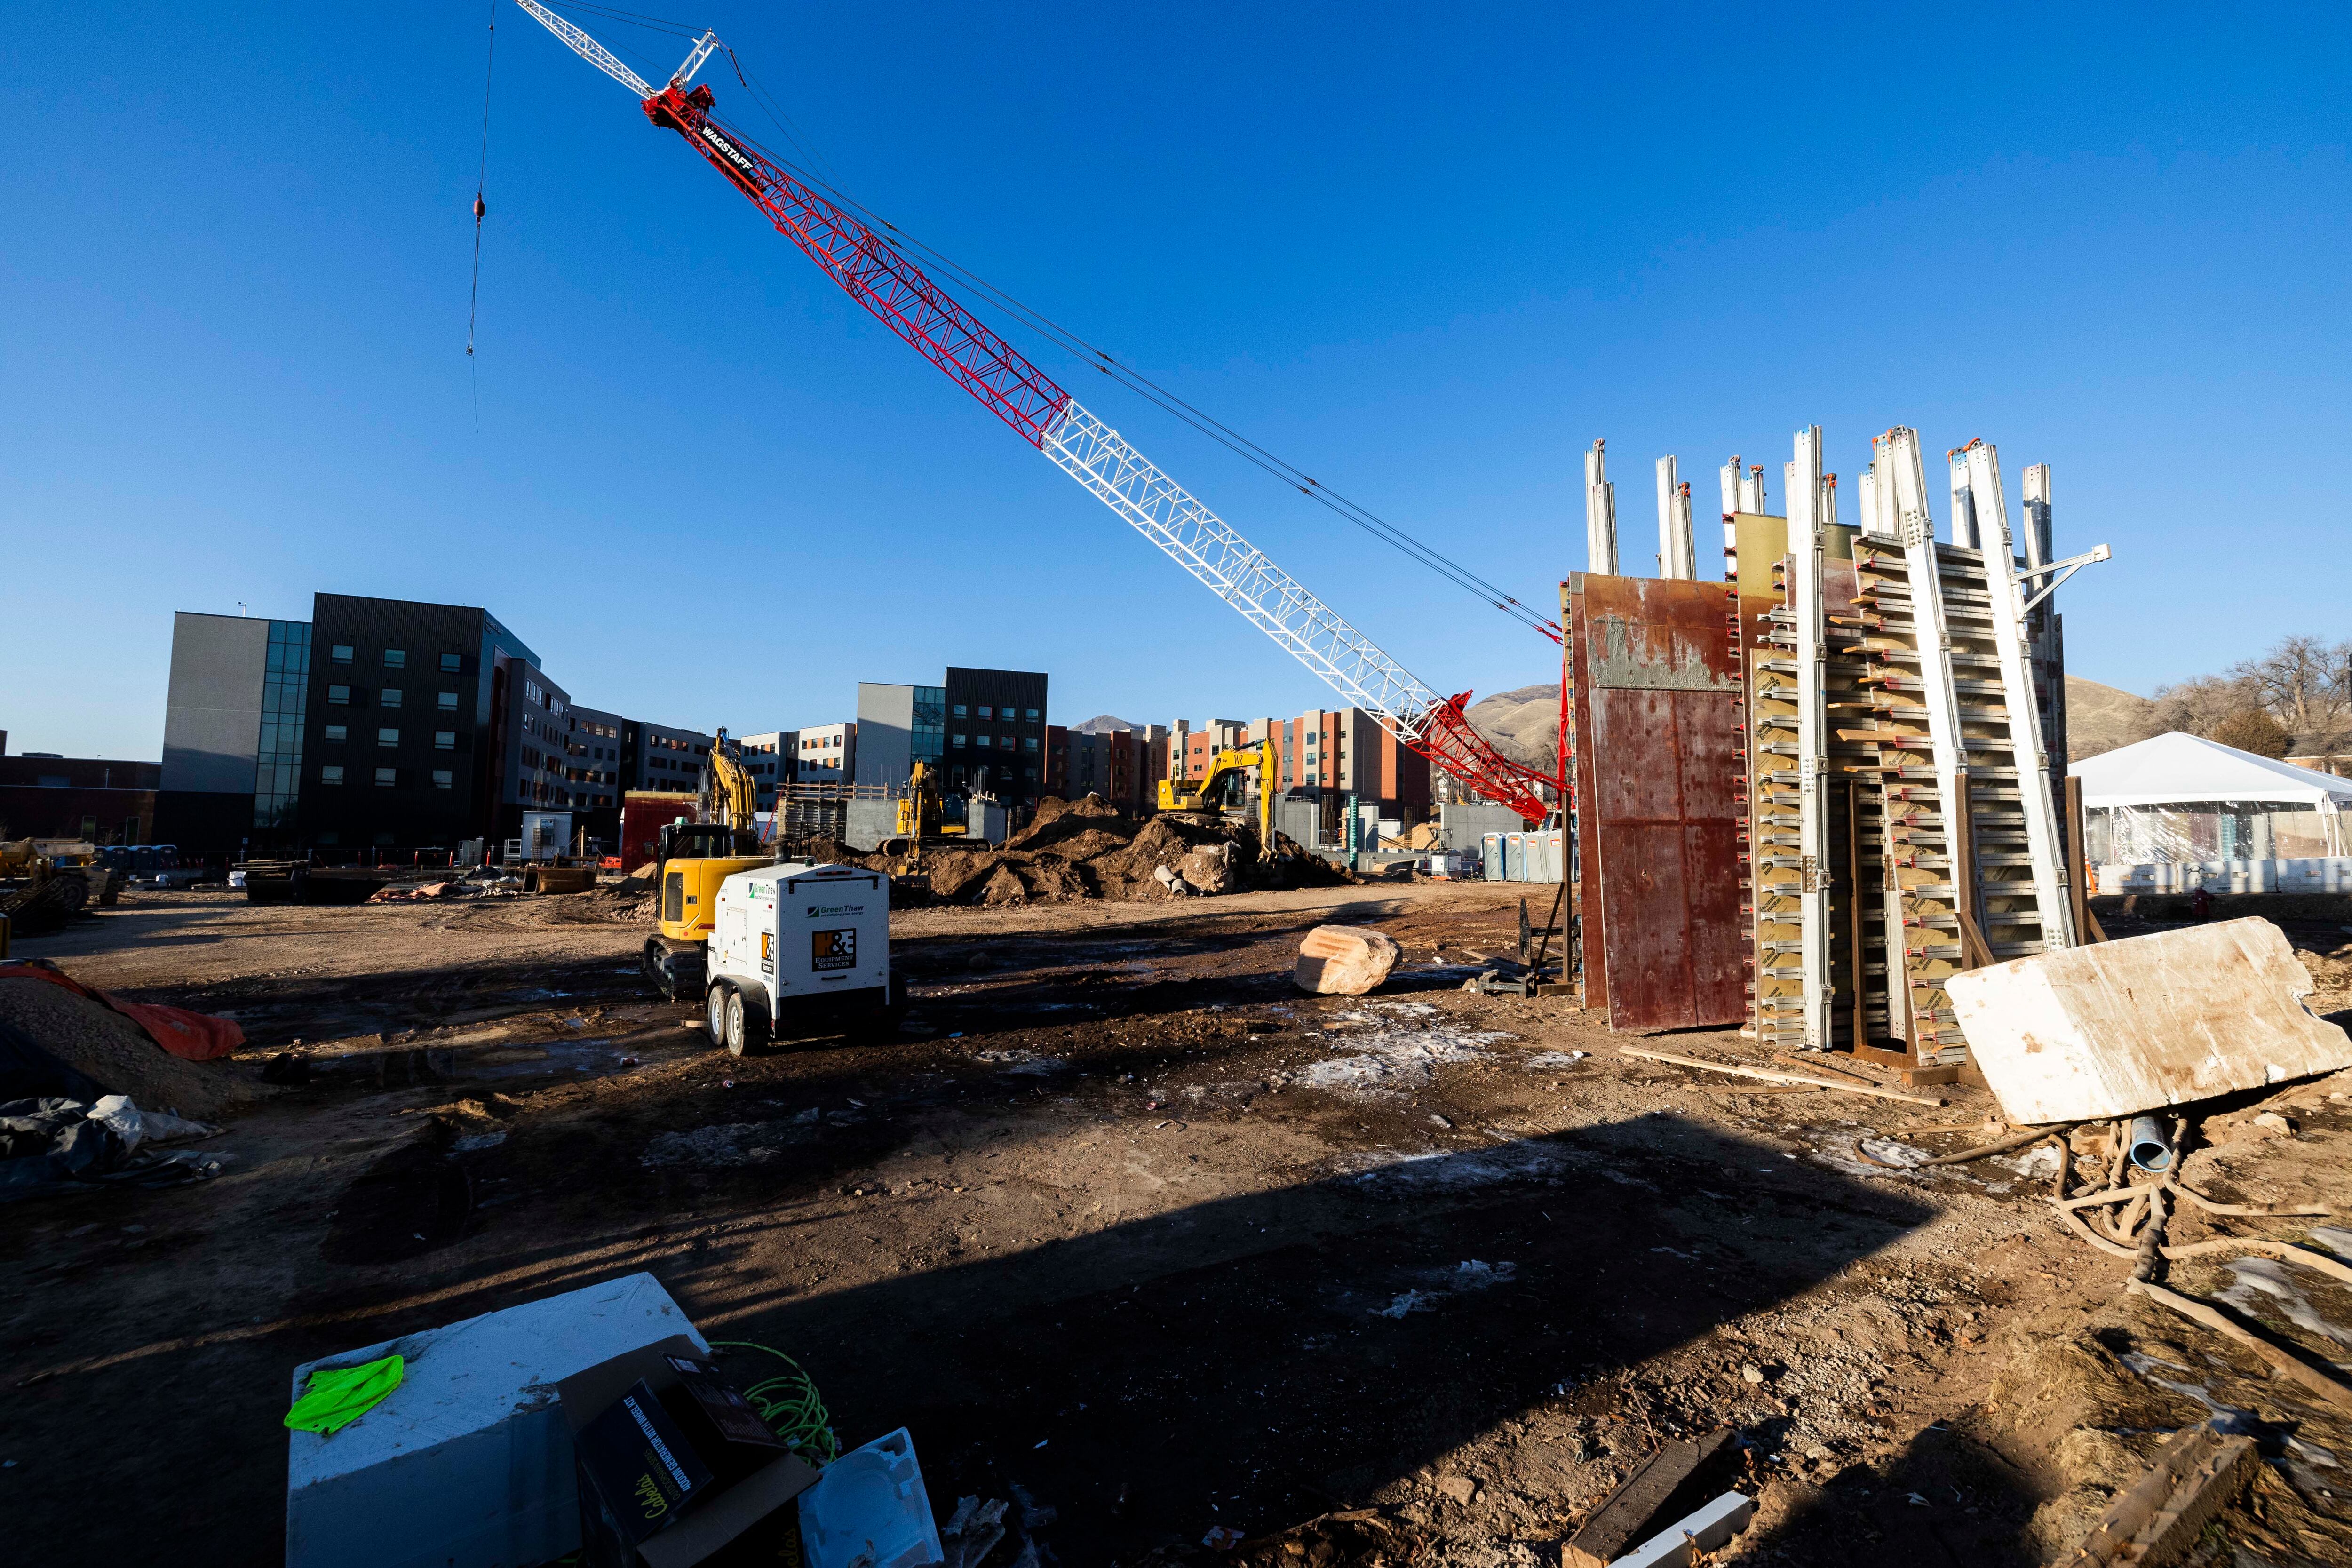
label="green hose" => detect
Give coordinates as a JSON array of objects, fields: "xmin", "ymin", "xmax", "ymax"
[{"xmin": 711, "ymin": 1339, "xmax": 839, "ymax": 1465}]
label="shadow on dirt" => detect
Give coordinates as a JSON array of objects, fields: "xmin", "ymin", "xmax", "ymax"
[
  {"xmin": 1755, "ymin": 1421, "xmax": 2042, "ymax": 1567},
  {"xmin": 617, "ymin": 1114, "xmax": 1943, "ymax": 1564}
]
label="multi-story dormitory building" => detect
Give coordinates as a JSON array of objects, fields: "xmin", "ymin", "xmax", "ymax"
[{"xmin": 157, "ymin": 594, "xmax": 711, "ymax": 860}]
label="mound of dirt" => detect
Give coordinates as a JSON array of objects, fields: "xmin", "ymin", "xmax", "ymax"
[
  {"xmin": 0, "ymin": 979, "xmax": 269, "ymax": 1119},
  {"xmin": 1003, "ymin": 793, "xmax": 1130, "ymax": 852},
  {"xmin": 902, "ymin": 797, "xmax": 1355, "ymax": 906},
  {"xmin": 792, "ymin": 838, "xmax": 896, "ymax": 873}
]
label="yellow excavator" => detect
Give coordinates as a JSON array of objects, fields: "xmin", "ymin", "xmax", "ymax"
[
  {"xmin": 881, "ymin": 761, "xmax": 970, "ymax": 866},
  {"xmin": 642, "ymin": 728, "xmax": 769, "ymax": 1000},
  {"xmin": 1157, "ymin": 741, "xmax": 1277, "ymax": 852}
]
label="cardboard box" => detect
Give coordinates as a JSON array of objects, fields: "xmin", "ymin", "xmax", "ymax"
[{"xmin": 559, "ymin": 1336, "xmax": 820, "ymax": 1568}]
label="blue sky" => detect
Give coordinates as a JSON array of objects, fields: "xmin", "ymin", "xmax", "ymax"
[{"xmin": 4, "ymin": 2, "xmax": 2346, "ymax": 758}]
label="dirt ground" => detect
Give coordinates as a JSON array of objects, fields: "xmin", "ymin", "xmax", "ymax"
[{"xmin": 7, "ymin": 883, "xmax": 2352, "ymax": 1564}]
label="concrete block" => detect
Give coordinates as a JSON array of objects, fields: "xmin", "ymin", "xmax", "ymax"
[
  {"xmin": 845, "ymin": 798, "xmax": 898, "ymax": 852},
  {"xmin": 1946, "ymin": 917, "xmax": 2352, "ymax": 1123},
  {"xmin": 286, "ymin": 1271, "xmax": 707, "ymax": 1568}
]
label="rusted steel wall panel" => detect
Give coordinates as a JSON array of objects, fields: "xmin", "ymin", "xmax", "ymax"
[{"xmin": 1578, "ymin": 576, "xmax": 1755, "ymax": 1030}]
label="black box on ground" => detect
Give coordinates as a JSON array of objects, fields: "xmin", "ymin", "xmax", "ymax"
[{"xmin": 559, "ymin": 1335, "xmax": 820, "ymax": 1568}]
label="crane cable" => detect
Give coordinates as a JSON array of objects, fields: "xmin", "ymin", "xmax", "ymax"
[
  {"xmin": 467, "ymin": 0, "xmax": 498, "ymax": 431},
  {"xmin": 533, "ymin": 0, "xmax": 1561, "ymax": 641}
]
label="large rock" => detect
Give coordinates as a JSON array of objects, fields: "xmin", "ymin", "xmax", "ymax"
[
  {"xmin": 1294, "ymin": 925, "xmax": 1400, "ymax": 995},
  {"xmin": 1180, "ymin": 843, "xmax": 1239, "ymax": 894}
]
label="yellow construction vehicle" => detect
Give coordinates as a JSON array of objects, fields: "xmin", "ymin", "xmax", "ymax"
[
  {"xmin": 642, "ymin": 728, "xmax": 770, "ymax": 1000},
  {"xmin": 881, "ymin": 761, "xmax": 969, "ymax": 865},
  {"xmin": 0, "ymin": 839, "xmax": 104, "ymax": 939},
  {"xmin": 1157, "ymin": 741, "xmax": 1277, "ymax": 851}
]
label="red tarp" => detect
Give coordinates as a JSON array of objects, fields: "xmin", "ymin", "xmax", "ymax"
[{"xmin": 0, "ymin": 961, "xmax": 246, "ymax": 1061}]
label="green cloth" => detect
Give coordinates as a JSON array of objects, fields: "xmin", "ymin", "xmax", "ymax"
[{"xmin": 285, "ymin": 1354, "xmax": 405, "ymax": 1435}]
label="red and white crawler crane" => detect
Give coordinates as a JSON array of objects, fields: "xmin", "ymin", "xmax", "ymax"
[{"xmin": 516, "ymin": 3, "xmax": 1561, "ymax": 822}]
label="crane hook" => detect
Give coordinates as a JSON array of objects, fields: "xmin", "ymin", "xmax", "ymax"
[{"xmin": 474, "ymin": 193, "xmax": 487, "ymax": 223}]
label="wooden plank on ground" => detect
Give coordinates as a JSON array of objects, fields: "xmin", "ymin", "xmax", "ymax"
[
  {"xmin": 2063, "ymin": 1420, "xmax": 2258, "ymax": 1567},
  {"xmin": 1562, "ymin": 1428, "xmax": 1736, "ymax": 1568}
]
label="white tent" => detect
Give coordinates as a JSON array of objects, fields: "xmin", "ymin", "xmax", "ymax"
[{"xmin": 2071, "ymin": 731, "xmax": 2352, "ymax": 862}]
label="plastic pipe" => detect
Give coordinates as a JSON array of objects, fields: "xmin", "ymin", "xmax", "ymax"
[{"xmin": 2127, "ymin": 1115, "xmax": 2174, "ymax": 1173}]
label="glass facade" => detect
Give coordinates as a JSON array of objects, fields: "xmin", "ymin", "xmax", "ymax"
[
  {"xmin": 911, "ymin": 685, "xmax": 946, "ymax": 768},
  {"xmin": 256, "ymin": 620, "xmax": 310, "ymax": 829}
]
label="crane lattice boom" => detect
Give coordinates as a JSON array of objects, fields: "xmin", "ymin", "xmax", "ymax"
[{"xmin": 517, "ymin": 2, "xmax": 1555, "ymax": 821}]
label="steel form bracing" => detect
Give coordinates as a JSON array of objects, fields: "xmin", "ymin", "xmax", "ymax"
[
  {"xmin": 1743, "ymin": 425, "xmax": 2100, "ymax": 1069},
  {"xmin": 516, "ymin": 3, "xmax": 1557, "ymax": 822},
  {"xmin": 1655, "ymin": 456, "xmax": 1694, "ymax": 579},
  {"xmin": 1788, "ymin": 427, "xmax": 1834, "ymax": 1048},
  {"xmin": 1586, "ymin": 440, "xmax": 1619, "ymax": 574},
  {"xmin": 1963, "ymin": 442, "xmax": 2075, "ymax": 948},
  {"xmin": 1746, "ymin": 428, "xmax": 1874, "ymax": 1050},
  {"xmin": 1853, "ymin": 428, "xmax": 2089, "ymax": 1061}
]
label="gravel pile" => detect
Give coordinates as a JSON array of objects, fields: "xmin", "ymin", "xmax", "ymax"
[{"xmin": 0, "ymin": 979, "xmax": 265, "ymax": 1118}]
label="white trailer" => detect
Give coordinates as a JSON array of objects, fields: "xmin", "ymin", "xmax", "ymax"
[{"xmin": 702, "ymin": 862, "xmax": 899, "ymax": 1055}]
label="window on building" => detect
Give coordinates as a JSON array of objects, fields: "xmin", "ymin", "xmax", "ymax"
[
  {"xmin": 327, "ymin": 685, "xmax": 352, "ymax": 705},
  {"xmin": 381, "ymin": 688, "xmax": 403, "ymax": 708},
  {"xmin": 320, "ymin": 764, "xmax": 345, "ymax": 785},
  {"xmin": 1025, "ymin": 708, "xmax": 1040, "ymax": 721},
  {"xmin": 979, "ymin": 706, "xmax": 993, "ymax": 719},
  {"xmin": 435, "ymin": 731, "xmax": 456, "ymax": 751},
  {"xmin": 323, "ymin": 724, "xmax": 348, "ymax": 743},
  {"xmin": 432, "ymin": 769, "xmax": 454, "ymax": 788},
  {"xmin": 383, "ymin": 649, "xmax": 406, "ymax": 669},
  {"xmin": 952, "ymin": 733, "xmax": 967, "ymax": 748},
  {"xmin": 952, "ymin": 704, "xmax": 968, "ymax": 718},
  {"xmin": 378, "ymin": 728, "xmax": 399, "ymax": 746},
  {"xmin": 1025, "ymin": 736, "xmax": 1039, "ymax": 751},
  {"xmin": 976, "ymin": 734, "xmax": 989, "ymax": 748},
  {"xmin": 374, "ymin": 767, "xmax": 397, "ymax": 787},
  {"xmin": 1024, "ymin": 766, "xmax": 1038, "ymax": 780},
  {"xmin": 330, "ymin": 644, "xmax": 353, "ymax": 664},
  {"xmin": 437, "ymin": 692, "xmax": 458, "ymax": 712},
  {"xmin": 440, "ymin": 652, "xmax": 461, "ymax": 673}
]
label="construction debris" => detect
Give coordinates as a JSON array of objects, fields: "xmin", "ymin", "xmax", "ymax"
[
  {"xmin": 813, "ymin": 794, "xmax": 1353, "ymax": 906},
  {"xmin": 1293, "ymin": 925, "xmax": 1401, "ymax": 995},
  {"xmin": 794, "ymin": 1428, "xmax": 940, "ymax": 1568},
  {"xmin": 1946, "ymin": 918, "xmax": 2352, "ymax": 1123},
  {"xmin": 2128, "ymin": 1279, "xmax": 2352, "ymax": 1414},
  {"xmin": 2061, "ymin": 1420, "xmax": 2261, "ymax": 1567},
  {"xmin": 1609, "ymin": 1491, "xmax": 1756, "ymax": 1568},
  {"xmin": 1, "ymin": 1092, "xmax": 226, "ymax": 1198},
  {"xmin": 1615, "ymin": 1045, "xmax": 1945, "ymax": 1106},
  {"xmin": 1561, "ymin": 1428, "xmax": 1737, "ymax": 1568}
]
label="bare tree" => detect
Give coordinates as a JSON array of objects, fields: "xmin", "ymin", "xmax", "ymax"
[
  {"xmin": 2230, "ymin": 635, "xmax": 2352, "ymax": 738},
  {"xmin": 2150, "ymin": 673, "xmax": 2264, "ymax": 739}
]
